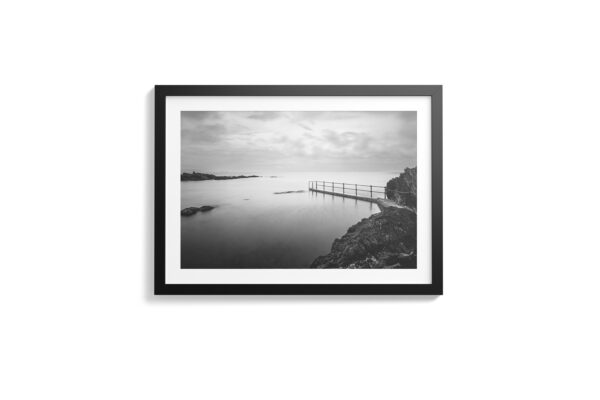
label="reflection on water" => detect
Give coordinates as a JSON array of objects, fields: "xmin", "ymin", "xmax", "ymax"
[{"xmin": 181, "ymin": 172, "xmax": 396, "ymax": 268}]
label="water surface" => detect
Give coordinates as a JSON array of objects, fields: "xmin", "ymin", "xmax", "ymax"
[{"xmin": 181, "ymin": 172, "xmax": 397, "ymax": 268}]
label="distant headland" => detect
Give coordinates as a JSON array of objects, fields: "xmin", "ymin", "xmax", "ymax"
[{"xmin": 181, "ymin": 172, "xmax": 260, "ymax": 181}]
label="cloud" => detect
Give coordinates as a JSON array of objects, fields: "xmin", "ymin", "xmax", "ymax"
[
  {"xmin": 182, "ymin": 123, "xmax": 226, "ymax": 144},
  {"xmin": 181, "ymin": 111, "xmax": 416, "ymax": 173},
  {"xmin": 296, "ymin": 121, "xmax": 313, "ymax": 131},
  {"xmin": 246, "ymin": 111, "xmax": 283, "ymax": 121}
]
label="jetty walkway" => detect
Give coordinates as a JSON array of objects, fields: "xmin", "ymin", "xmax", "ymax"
[{"xmin": 308, "ymin": 180, "xmax": 409, "ymax": 210}]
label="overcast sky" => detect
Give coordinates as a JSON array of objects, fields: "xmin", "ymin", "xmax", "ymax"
[{"xmin": 181, "ymin": 111, "xmax": 416, "ymax": 173}]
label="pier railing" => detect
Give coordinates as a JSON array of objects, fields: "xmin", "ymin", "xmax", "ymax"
[{"xmin": 307, "ymin": 180, "xmax": 388, "ymax": 200}]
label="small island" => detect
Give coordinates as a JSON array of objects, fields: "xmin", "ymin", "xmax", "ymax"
[
  {"xmin": 181, "ymin": 172, "xmax": 260, "ymax": 181},
  {"xmin": 273, "ymin": 190, "xmax": 305, "ymax": 195},
  {"xmin": 181, "ymin": 206, "xmax": 216, "ymax": 216}
]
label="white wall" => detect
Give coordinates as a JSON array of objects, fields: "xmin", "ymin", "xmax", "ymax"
[{"xmin": 1, "ymin": 1, "xmax": 599, "ymax": 399}]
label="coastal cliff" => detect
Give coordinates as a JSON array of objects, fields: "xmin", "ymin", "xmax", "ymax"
[
  {"xmin": 385, "ymin": 167, "xmax": 417, "ymax": 211},
  {"xmin": 311, "ymin": 167, "xmax": 417, "ymax": 269},
  {"xmin": 181, "ymin": 172, "xmax": 259, "ymax": 181}
]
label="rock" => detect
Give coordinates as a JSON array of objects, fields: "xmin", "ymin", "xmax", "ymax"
[
  {"xmin": 181, "ymin": 172, "xmax": 259, "ymax": 181},
  {"xmin": 385, "ymin": 167, "xmax": 417, "ymax": 211},
  {"xmin": 273, "ymin": 190, "xmax": 305, "ymax": 194},
  {"xmin": 310, "ymin": 207, "xmax": 417, "ymax": 269},
  {"xmin": 310, "ymin": 168, "xmax": 418, "ymax": 269},
  {"xmin": 181, "ymin": 206, "xmax": 216, "ymax": 216},
  {"xmin": 375, "ymin": 198, "xmax": 404, "ymax": 212},
  {"xmin": 382, "ymin": 252, "xmax": 400, "ymax": 265}
]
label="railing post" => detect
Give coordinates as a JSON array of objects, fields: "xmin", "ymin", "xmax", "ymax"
[
  {"xmin": 370, "ymin": 185, "xmax": 372, "ymax": 198},
  {"xmin": 342, "ymin": 182, "xmax": 345, "ymax": 195},
  {"xmin": 355, "ymin": 184, "xmax": 357, "ymax": 196}
]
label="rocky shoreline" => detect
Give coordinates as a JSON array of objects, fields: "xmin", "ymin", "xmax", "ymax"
[
  {"xmin": 386, "ymin": 167, "xmax": 417, "ymax": 211},
  {"xmin": 311, "ymin": 167, "xmax": 417, "ymax": 269},
  {"xmin": 181, "ymin": 172, "xmax": 259, "ymax": 181}
]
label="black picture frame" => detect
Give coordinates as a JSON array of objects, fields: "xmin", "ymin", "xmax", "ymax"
[{"xmin": 154, "ymin": 85, "xmax": 442, "ymax": 295}]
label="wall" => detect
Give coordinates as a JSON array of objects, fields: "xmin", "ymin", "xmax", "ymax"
[{"xmin": 1, "ymin": 1, "xmax": 599, "ymax": 399}]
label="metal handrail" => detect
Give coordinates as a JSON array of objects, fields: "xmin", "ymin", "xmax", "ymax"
[
  {"xmin": 308, "ymin": 180, "xmax": 385, "ymax": 188},
  {"xmin": 308, "ymin": 180, "xmax": 411, "ymax": 200}
]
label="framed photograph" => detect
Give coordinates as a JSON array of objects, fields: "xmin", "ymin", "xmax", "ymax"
[{"xmin": 155, "ymin": 85, "xmax": 442, "ymax": 295}]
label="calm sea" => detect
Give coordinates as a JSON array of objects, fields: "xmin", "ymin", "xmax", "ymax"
[{"xmin": 181, "ymin": 171, "xmax": 398, "ymax": 268}]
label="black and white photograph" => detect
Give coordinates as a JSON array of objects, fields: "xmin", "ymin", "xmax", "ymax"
[
  {"xmin": 155, "ymin": 85, "xmax": 442, "ymax": 295},
  {"xmin": 180, "ymin": 110, "xmax": 418, "ymax": 270}
]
